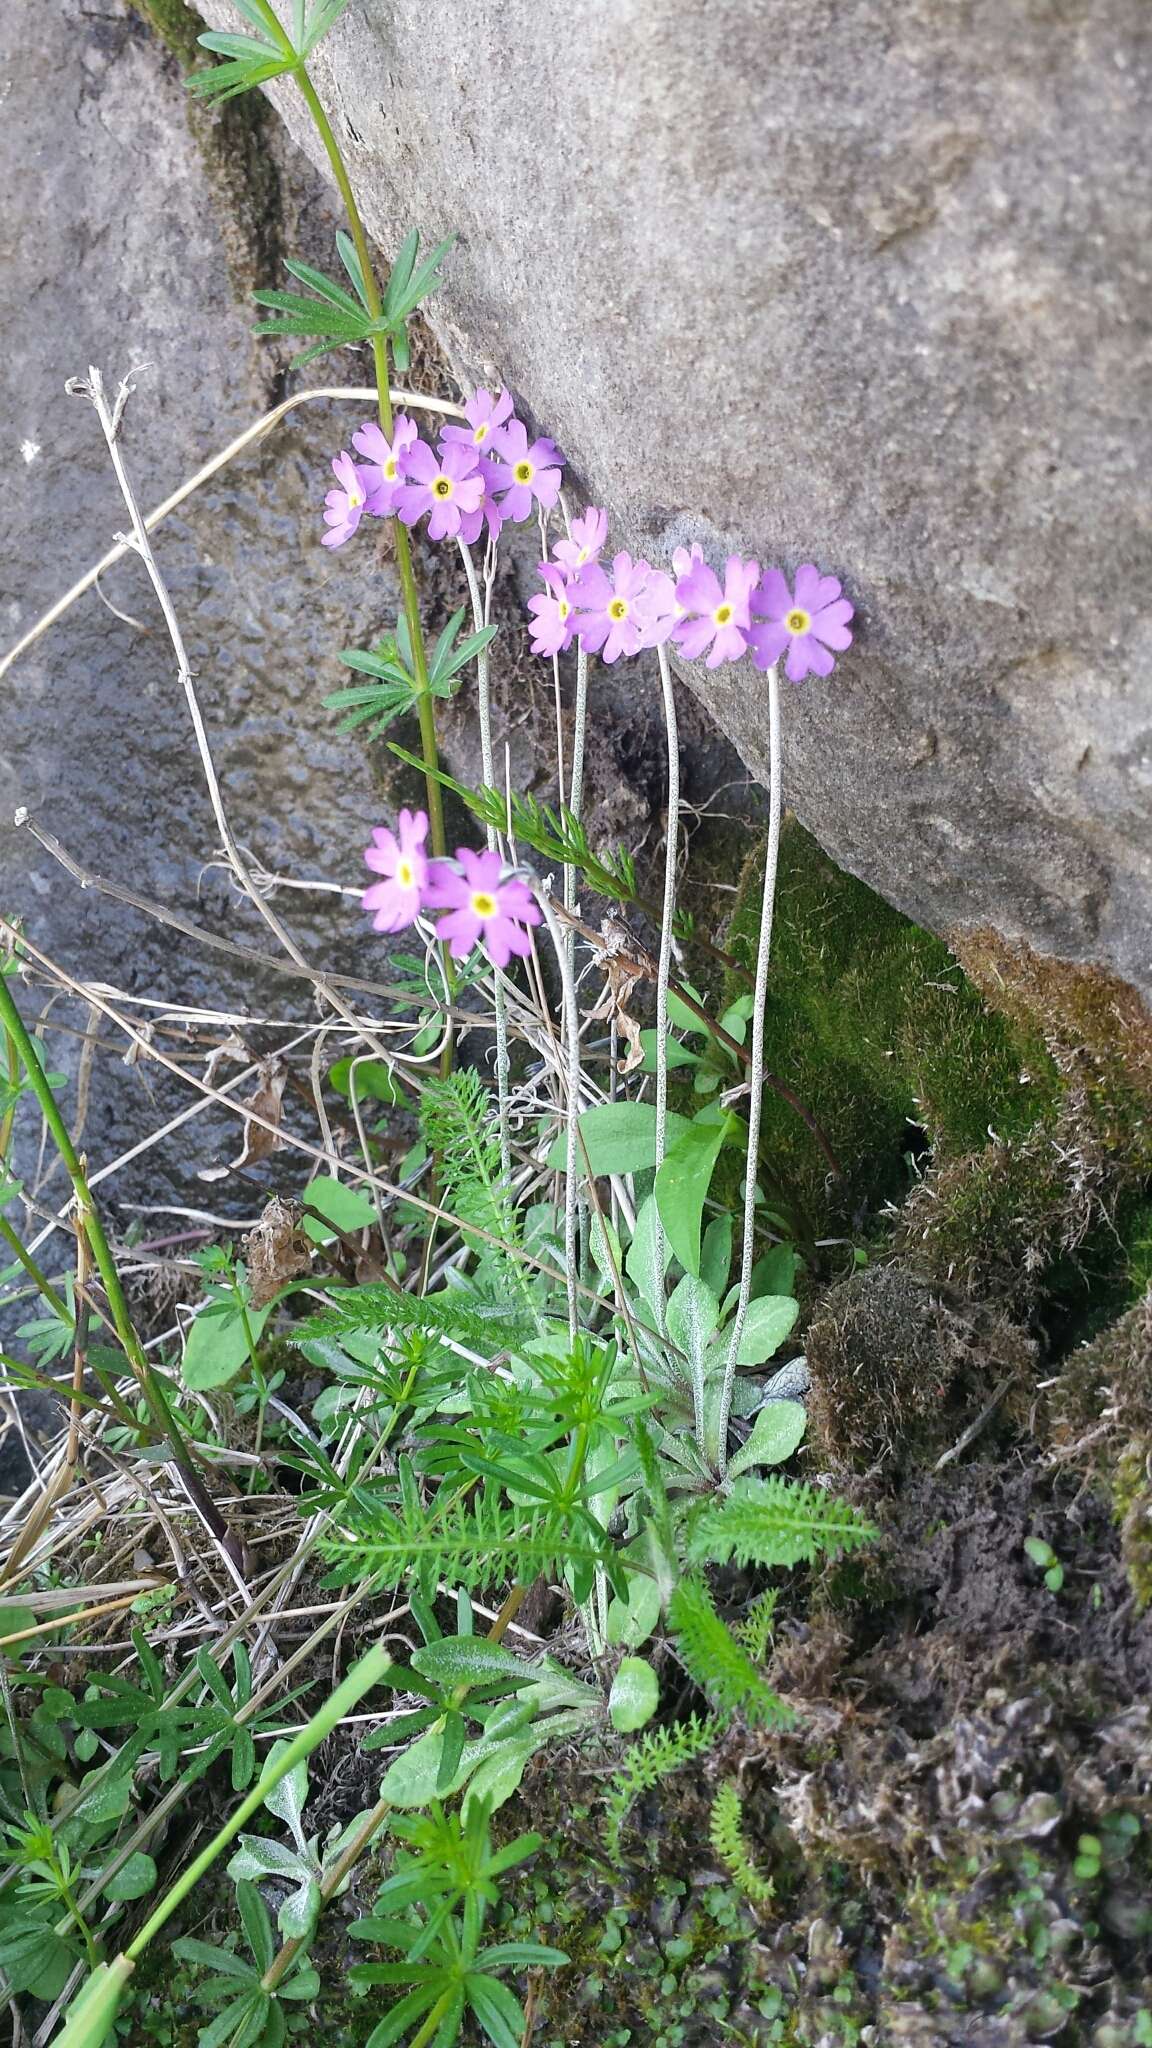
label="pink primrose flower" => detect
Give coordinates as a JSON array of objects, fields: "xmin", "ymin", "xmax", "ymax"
[
  {"xmin": 527, "ymin": 562, "xmax": 578, "ymax": 656},
  {"xmin": 394, "ymin": 439, "xmax": 486, "ymax": 542},
  {"xmin": 351, "ymin": 415, "xmax": 418, "ymax": 516},
  {"xmin": 552, "ymin": 506, "xmax": 609, "ymax": 573},
  {"xmin": 673, "ymin": 554, "xmax": 761, "ymax": 667},
  {"xmin": 441, "ymin": 387, "xmax": 516, "ymax": 456},
  {"xmin": 423, "ymin": 847, "xmax": 542, "ymax": 969},
  {"xmin": 748, "ymin": 564, "xmax": 855, "ymax": 682},
  {"xmin": 573, "ymin": 552, "xmax": 675, "ymax": 662},
  {"xmin": 321, "ymin": 451, "xmax": 374, "ymax": 548},
  {"xmin": 489, "ymin": 420, "xmax": 564, "ymax": 522},
  {"xmin": 362, "ymin": 808, "xmax": 430, "ymax": 932}
]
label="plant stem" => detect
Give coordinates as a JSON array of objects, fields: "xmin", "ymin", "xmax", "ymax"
[
  {"xmin": 651, "ymin": 645, "xmax": 680, "ymax": 1326},
  {"xmin": 717, "ymin": 665, "xmax": 783, "ymax": 1477},
  {"xmin": 409, "ymin": 1991, "xmax": 457, "ymax": 2048},
  {"xmin": 124, "ymin": 1645, "xmax": 393, "ymax": 1963},
  {"xmin": 0, "ymin": 1210, "xmax": 69, "ymax": 1320},
  {"xmin": 458, "ymin": 538, "xmax": 513, "ymax": 1181},
  {"xmin": 0, "ymin": 969, "xmax": 229, "ymax": 1546},
  {"xmin": 289, "ymin": 64, "xmax": 446, "ymax": 861}
]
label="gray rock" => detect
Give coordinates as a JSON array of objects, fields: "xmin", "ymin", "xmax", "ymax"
[
  {"xmin": 202, "ymin": 0, "xmax": 1152, "ymax": 998},
  {"xmin": 0, "ymin": 0, "xmax": 394, "ymax": 1217}
]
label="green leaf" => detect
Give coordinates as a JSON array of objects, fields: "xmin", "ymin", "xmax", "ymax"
[
  {"xmin": 237, "ymin": 1882, "xmax": 274, "ymax": 1979},
  {"xmin": 654, "ymin": 1115, "xmax": 732, "ymax": 1277},
  {"xmin": 688, "ymin": 1476, "xmax": 877, "ymax": 1571},
  {"xmin": 699, "ymin": 1214, "xmax": 732, "ymax": 1300},
  {"xmin": 301, "ymin": 1174, "xmax": 377, "ymax": 1244},
  {"xmin": 468, "ymin": 1973, "xmax": 528, "ymax": 2048},
  {"xmin": 328, "ymin": 1057, "xmax": 404, "ymax": 1108},
  {"xmin": 548, "ymin": 1102, "xmax": 691, "ymax": 1176},
  {"xmin": 460, "ymin": 1734, "xmax": 538, "ymax": 1819},
  {"xmin": 624, "ymin": 1195, "xmax": 672, "ymax": 1325},
  {"xmin": 726, "ymin": 1401, "xmax": 807, "ymax": 1480},
  {"xmin": 732, "ymin": 1294, "xmax": 799, "ymax": 1366},
  {"xmin": 609, "ymin": 1656, "xmax": 660, "ymax": 1733},
  {"xmin": 605, "ymin": 1563, "xmax": 663, "ymax": 1650},
  {"xmin": 103, "ymin": 1850, "xmax": 157, "ymax": 1902},
  {"xmin": 335, "ymin": 228, "xmax": 370, "ymax": 308},
  {"xmin": 0, "ymin": 1922, "xmax": 78, "ymax": 2000},
  {"xmin": 182, "ymin": 1295, "xmax": 270, "ymax": 1392},
  {"xmin": 411, "ymin": 1637, "xmax": 533, "ymax": 1689},
  {"xmin": 665, "ymin": 1272, "xmax": 720, "ymax": 1395}
]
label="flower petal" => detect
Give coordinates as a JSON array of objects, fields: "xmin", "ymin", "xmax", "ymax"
[{"xmin": 751, "ymin": 567, "xmax": 792, "ymax": 620}]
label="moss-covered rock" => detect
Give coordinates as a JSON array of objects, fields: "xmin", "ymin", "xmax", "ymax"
[{"xmin": 724, "ymin": 820, "xmax": 1060, "ymax": 1233}]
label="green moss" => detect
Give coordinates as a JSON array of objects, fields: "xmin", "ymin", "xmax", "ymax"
[
  {"xmin": 126, "ymin": 0, "xmax": 207, "ymax": 71},
  {"xmin": 126, "ymin": 0, "xmax": 285, "ymax": 303},
  {"xmin": 723, "ymin": 820, "xmax": 1059, "ymax": 1230}
]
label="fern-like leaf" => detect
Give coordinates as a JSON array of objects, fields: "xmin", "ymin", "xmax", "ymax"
[
  {"xmin": 737, "ymin": 1587, "xmax": 779, "ymax": 1664},
  {"xmin": 319, "ymin": 1486, "xmax": 608, "ymax": 1597},
  {"xmin": 668, "ymin": 1574, "xmax": 793, "ymax": 1730},
  {"xmin": 420, "ymin": 1071, "xmax": 533, "ymax": 1303},
  {"xmin": 602, "ymin": 1714, "xmax": 720, "ymax": 1861},
  {"xmin": 687, "ymin": 1476, "xmax": 877, "ymax": 1572},
  {"xmin": 709, "ymin": 1782, "xmax": 775, "ymax": 1911},
  {"xmin": 307, "ymin": 1284, "xmax": 536, "ymax": 1353}
]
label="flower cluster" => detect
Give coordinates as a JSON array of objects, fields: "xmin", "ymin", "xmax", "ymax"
[
  {"xmin": 531, "ymin": 516, "xmax": 855, "ymax": 681},
  {"xmin": 322, "ymin": 387, "xmax": 563, "ymax": 551},
  {"xmin": 362, "ymin": 810, "xmax": 540, "ymax": 969}
]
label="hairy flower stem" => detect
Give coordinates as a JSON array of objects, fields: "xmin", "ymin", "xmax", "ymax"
[
  {"xmin": 0, "ymin": 969, "xmax": 231, "ymax": 1548},
  {"xmin": 652, "ymin": 645, "xmax": 680, "ymax": 1326},
  {"xmin": 536, "ymin": 894, "xmax": 582, "ymax": 1345},
  {"xmin": 716, "ymin": 665, "xmax": 782, "ymax": 1476}
]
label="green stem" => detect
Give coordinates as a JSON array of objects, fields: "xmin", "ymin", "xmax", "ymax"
[
  {"xmin": 125, "ymin": 1645, "xmax": 392, "ymax": 1963},
  {"xmin": 0, "ymin": 970, "xmax": 227, "ymax": 1540},
  {"xmin": 409, "ymin": 1990, "xmax": 457, "ymax": 2048},
  {"xmin": 0, "ymin": 1210, "xmax": 69, "ymax": 1320},
  {"xmin": 290, "ymin": 67, "xmax": 446, "ymax": 863}
]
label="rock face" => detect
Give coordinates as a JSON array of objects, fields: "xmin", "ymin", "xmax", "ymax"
[
  {"xmin": 0, "ymin": 0, "xmax": 392, "ymax": 1204},
  {"xmin": 202, "ymin": 0, "xmax": 1152, "ymax": 999}
]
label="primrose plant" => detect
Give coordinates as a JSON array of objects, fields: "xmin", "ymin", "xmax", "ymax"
[{"xmin": 15, "ymin": 3, "xmax": 875, "ymax": 2046}]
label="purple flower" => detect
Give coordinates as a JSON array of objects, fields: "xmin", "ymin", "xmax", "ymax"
[
  {"xmin": 424, "ymin": 848, "xmax": 542, "ymax": 969},
  {"xmin": 352, "ymin": 415, "xmax": 418, "ymax": 516},
  {"xmin": 394, "ymin": 438, "xmax": 486, "ymax": 542},
  {"xmin": 489, "ymin": 420, "xmax": 564, "ymax": 522},
  {"xmin": 527, "ymin": 562, "xmax": 578, "ymax": 656},
  {"xmin": 441, "ymin": 387, "xmax": 516, "ymax": 456},
  {"xmin": 573, "ymin": 552, "xmax": 676, "ymax": 662},
  {"xmin": 457, "ymin": 455, "xmax": 506, "ymax": 547},
  {"xmin": 673, "ymin": 554, "xmax": 760, "ymax": 667},
  {"xmin": 552, "ymin": 506, "xmax": 609, "ymax": 573},
  {"xmin": 748, "ymin": 564, "xmax": 855, "ymax": 683},
  {"xmin": 362, "ymin": 808, "xmax": 429, "ymax": 932},
  {"xmin": 673, "ymin": 544, "xmax": 707, "ymax": 580},
  {"xmin": 321, "ymin": 452, "xmax": 374, "ymax": 549}
]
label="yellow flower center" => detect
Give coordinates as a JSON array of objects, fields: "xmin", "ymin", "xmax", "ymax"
[
  {"xmin": 433, "ymin": 476, "xmax": 454, "ymax": 499},
  {"xmin": 785, "ymin": 608, "xmax": 811, "ymax": 635},
  {"xmin": 396, "ymin": 858, "xmax": 415, "ymax": 888},
  {"xmin": 608, "ymin": 598, "xmax": 629, "ymax": 622},
  {"xmin": 558, "ymin": 600, "xmax": 570, "ymax": 620},
  {"xmin": 384, "ymin": 458, "xmax": 398, "ymax": 480},
  {"xmin": 514, "ymin": 460, "xmax": 534, "ymax": 485},
  {"xmin": 470, "ymin": 890, "xmax": 498, "ymax": 919},
  {"xmin": 473, "ymin": 422, "xmax": 489, "ymax": 443},
  {"xmin": 348, "ymin": 486, "xmax": 364, "ymax": 509},
  {"xmin": 713, "ymin": 604, "xmax": 733, "ymax": 627}
]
